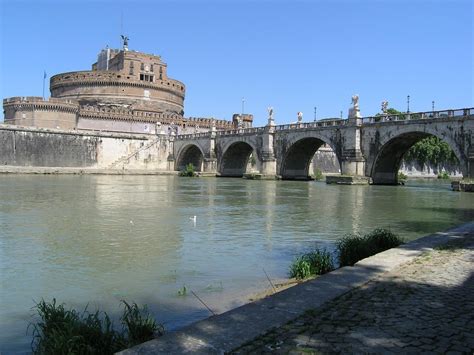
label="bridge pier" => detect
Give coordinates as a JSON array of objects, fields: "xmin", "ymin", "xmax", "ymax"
[
  {"xmin": 259, "ymin": 124, "xmax": 277, "ymax": 178},
  {"xmin": 338, "ymin": 117, "xmax": 369, "ymax": 183},
  {"xmin": 202, "ymin": 158, "xmax": 217, "ymax": 173}
]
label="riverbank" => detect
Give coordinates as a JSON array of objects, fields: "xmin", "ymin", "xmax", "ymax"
[
  {"xmin": 0, "ymin": 165, "xmax": 178, "ymax": 175},
  {"xmin": 118, "ymin": 221, "xmax": 474, "ymax": 354}
]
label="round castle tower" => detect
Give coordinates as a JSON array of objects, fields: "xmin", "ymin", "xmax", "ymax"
[{"xmin": 50, "ymin": 48, "xmax": 185, "ymax": 115}]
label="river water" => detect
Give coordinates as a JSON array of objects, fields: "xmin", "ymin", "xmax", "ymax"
[{"xmin": 1, "ymin": 175, "xmax": 473, "ymax": 352}]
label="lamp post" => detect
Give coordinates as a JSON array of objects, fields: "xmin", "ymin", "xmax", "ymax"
[
  {"xmin": 407, "ymin": 95, "xmax": 410, "ymax": 113},
  {"xmin": 241, "ymin": 97, "xmax": 245, "ymax": 129},
  {"xmin": 432, "ymin": 100, "xmax": 435, "ymax": 112},
  {"xmin": 314, "ymin": 106, "xmax": 317, "ymax": 121}
]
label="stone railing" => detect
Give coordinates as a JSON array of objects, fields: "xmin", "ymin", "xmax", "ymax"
[
  {"xmin": 361, "ymin": 108, "xmax": 473, "ymax": 124},
  {"xmin": 173, "ymin": 107, "xmax": 473, "ymax": 140},
  {"xmin": 217, "ymin": 127, "xmax": 266, "ymax": 136},
  {"xmin": 275, "ymin": 118, "xmax": 348, "ymax": 131}
]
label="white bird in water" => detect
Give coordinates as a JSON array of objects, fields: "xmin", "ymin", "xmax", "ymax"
[
  {"xmin": 130, "ymin": 220, "xmax": 134, "ymax": 225},
  {"xmin": 190, "ymin": 216, "xmax": 197, "ymax": 223}
]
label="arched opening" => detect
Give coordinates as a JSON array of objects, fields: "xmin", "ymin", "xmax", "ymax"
[
  {"xmin": 281, "ymin": 137, "xmax": 341, "ymax": 180},
  {"xmin": 372, "ymin": 132, "xmax": 461, "ymax": 185},
  {"xmin": 219, "ymin": 142, "xmax": 254, "ymax": 177},
  {"xmin": 176, "ymin": 144, "xmax": 204, "ymax": 172}
]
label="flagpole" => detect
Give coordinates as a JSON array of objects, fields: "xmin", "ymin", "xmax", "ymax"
[{"xmin": 42, "ymin": 71, "xmax": 46, "ymax": 100}]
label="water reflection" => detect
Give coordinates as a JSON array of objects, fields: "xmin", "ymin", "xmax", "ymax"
[{"xmin": 0, "ymin": 176, "xmax": 473, "ymax": 353}]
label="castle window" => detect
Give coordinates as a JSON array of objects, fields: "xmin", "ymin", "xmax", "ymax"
[
  {"xmin": 150, "ymin": 64, "xmax": 154, "ymax": 72},
  {"xmin": 140, "ymin": 74, "xmax": 154, "ymax": 82},
  {"xmin": 140, "ymin": 63, "xmax": 145, "ymax": 71}
]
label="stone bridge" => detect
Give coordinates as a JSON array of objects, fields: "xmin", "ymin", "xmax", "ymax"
[{"xmin": 173, "ymin": 108, "xmax": 474, "ymax": 184}]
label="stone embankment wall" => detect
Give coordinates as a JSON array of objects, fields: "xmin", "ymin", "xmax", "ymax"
[{"xmin": 0, "ymin": 124, "xmax": 171, "ymax": 170}]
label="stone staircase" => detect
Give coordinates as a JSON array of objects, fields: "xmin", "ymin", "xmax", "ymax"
[{"xmin": 108, "ymin": 137, "xmax": 162, "ymax": 169}]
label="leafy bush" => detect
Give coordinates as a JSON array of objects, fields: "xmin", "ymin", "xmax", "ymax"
[
  {"xmin": 437, "ymin": 171, "xmax": 449, "ymax": 179},
  {"xmin": 289, "ymin": 248, "xmax": 334, "ymax": 280},
  {"xmin": 30, "ymin": 299, "xmax": 163, "ymax": 354},
  {"xmin": 397, "ymin": 171, "xmax": 407, "ymax": 181},
  {"xmin": 337, "ymin": 228, "xmax": 403, "ymax": 267},
  {"xmin": 179, "ymin": 163, "xmax": 197, "ymax": 177},
  {"xmin": 314, "ymin": 169, "xmax": 324, "ymax": 181}
]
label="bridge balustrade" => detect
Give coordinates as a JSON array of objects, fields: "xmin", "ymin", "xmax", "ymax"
[{"xmin": 361, "ymin": 107, "xmax": 473, "ymax": 124}]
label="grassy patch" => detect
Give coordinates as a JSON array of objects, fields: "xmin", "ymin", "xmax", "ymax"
[
  {"xmin": 337, "ymin": 228, "xmax": 404, "ymax": 267},
  {"xmin": 30, "ymin": 299, "xmax": 163, "ymax": 354},
  {"xmin": 289, "ymin": 248, "xmax": 334, "ymax": 280}
]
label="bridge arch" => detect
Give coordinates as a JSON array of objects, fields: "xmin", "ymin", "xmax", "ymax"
[
  {"xmin": 280, "ymin": 135, "xmax": 341, "ymax": 180},
  {"xmin": 218, "ymin": 140, "xmax": 258, "ymax": 177},
  {"xmin": 370, "ymin": 130, "xmax": 465, "ymax": 185},
  {"xmin": 176, "ymin": 143, "xmax": 205, "ymax": 172}
]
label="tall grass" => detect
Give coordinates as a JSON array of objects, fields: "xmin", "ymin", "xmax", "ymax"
[
  {"xmin": 337, "ymin": 228, "xmax": 403, "ymax": 266},
  {"xmin": 289, "ymin": 248, "xmax": 334, "ymax": 280},
  {"xmin": 30, "ymin": 299, "xmax": 163, "ymax": 354}
]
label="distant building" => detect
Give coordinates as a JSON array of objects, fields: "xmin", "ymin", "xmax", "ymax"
[{"xmin": 3, "ymin": 44, "xmax": 250, "ymax": 134}]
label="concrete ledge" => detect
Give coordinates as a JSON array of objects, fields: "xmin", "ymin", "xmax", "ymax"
[
  {"xmin": 326, "ymin": 175, "xmax": 370, "ymax": 185},
  {"xmin": 243, "ymin": 173, "xmax": 277, "ymax": 180},
  {"xmin": 0, "ymin": 166, "xmax": 179, "ymax": 175},
  {"xmin": 452, "ymin": 180, "xmax": 474, "ymax": 192},
  {"xmin": 117, "ymin": 222, "xmax": 474, "ymax": 354}
]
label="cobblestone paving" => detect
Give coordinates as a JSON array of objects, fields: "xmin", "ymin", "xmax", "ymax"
[{"xmin": 232, "ymin": 237, "xmax": 474, "ymax": 354}]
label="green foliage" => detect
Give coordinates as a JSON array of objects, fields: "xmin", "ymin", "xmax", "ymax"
[
  {"xmin": 179, "ymin": 163, "xmax": 197, "ymax": 177},
  {"xmin": 177, "ymin": 285, "xmax": 187, "ymax": 296},
  {"xmin": 289, "ymin": 248, "xmax": 334, "ymax": 280},
  {"xmin": 397, "ymin": 171, "xmax": 407, "ymax": 181},
  {"xmin": 404, "ymin": 136, "xmax": 458, "ymax": 166},
  {"xmin": 30, "ymin": 299, "xmax": 163, "ymax": 354},
  {"xmin": 437, "ymin": 171, "xmax": 450, "ymax": 179},
  {"xmin": 314, "ymin": 169, "xmax": 324, "ymax": 181},
  {"xmin": 337, "ymin": 228, "xmax": 404, "ymax": 267},
  {"xmin": 249, "ymin": 155, "xmax": 257, "ymax": 167},
  {"xmin": 121, "ymin": 301, "xmax": 163, "ymax": 347}
]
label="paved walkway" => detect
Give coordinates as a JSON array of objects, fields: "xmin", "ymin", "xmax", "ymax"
[
  {"xmin": 232, "ymin": 237, "xmax": 474, "ymax": 354},
  {"xmin": 119, "ymin": 223, "xmax": 474, "ymax": 354}
]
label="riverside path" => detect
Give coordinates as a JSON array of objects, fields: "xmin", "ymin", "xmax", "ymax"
[{"xmin": 232, "ymin": 230, "xmax": 474, "ymax": 354}]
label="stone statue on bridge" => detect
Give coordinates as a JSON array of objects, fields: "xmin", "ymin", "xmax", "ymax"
[
  {"xmin": 348, "ymin": 94, "xmax": 361, "ymax": 118},
  {"xmin": 267, "ymin": 107, "xmax": 275, "ymax": 126},
  {"xmin": 381, "ymin": 100, "xmax": 388, "ymax": 114},
  {"xmin": 297, "ymin": 111, "xmax": 303, "ymax": 123}
]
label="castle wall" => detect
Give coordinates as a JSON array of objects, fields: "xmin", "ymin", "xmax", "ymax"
[
  {"xmin": 3, "ymin": 97, "xmax": 78, "ymax": 130},
  {"xmin": 0, "ymin": 124, "xmax": 171, "ymax": 170},
  {"xmin": 50, "ymin": 71, "xmax": 185, "ymax": 115}
]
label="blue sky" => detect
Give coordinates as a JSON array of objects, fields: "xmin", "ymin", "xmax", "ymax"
[{"xmin": 1, "ymin": 0, "xmax": 472, "ymax": 126}]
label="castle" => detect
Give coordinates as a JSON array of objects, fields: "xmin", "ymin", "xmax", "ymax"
[{"xmin": 3, "ymin": 39, "xmax": 253, "ymax": 134}]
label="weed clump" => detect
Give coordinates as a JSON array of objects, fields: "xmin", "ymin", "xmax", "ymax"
[
  {"xmin": 289, "ymin": 248, "xmax": 334, "ymax": 280},
  {"xmin": 337, "ymin": 228, "xmax": 403, "ymax": 266},
  {"xmin": 30, "ymin": 299, "xmax": 163, "ymax": 354},
  {"xmin": 179, "ymin": 163, "xmax": 197, "ymax": 177}
]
